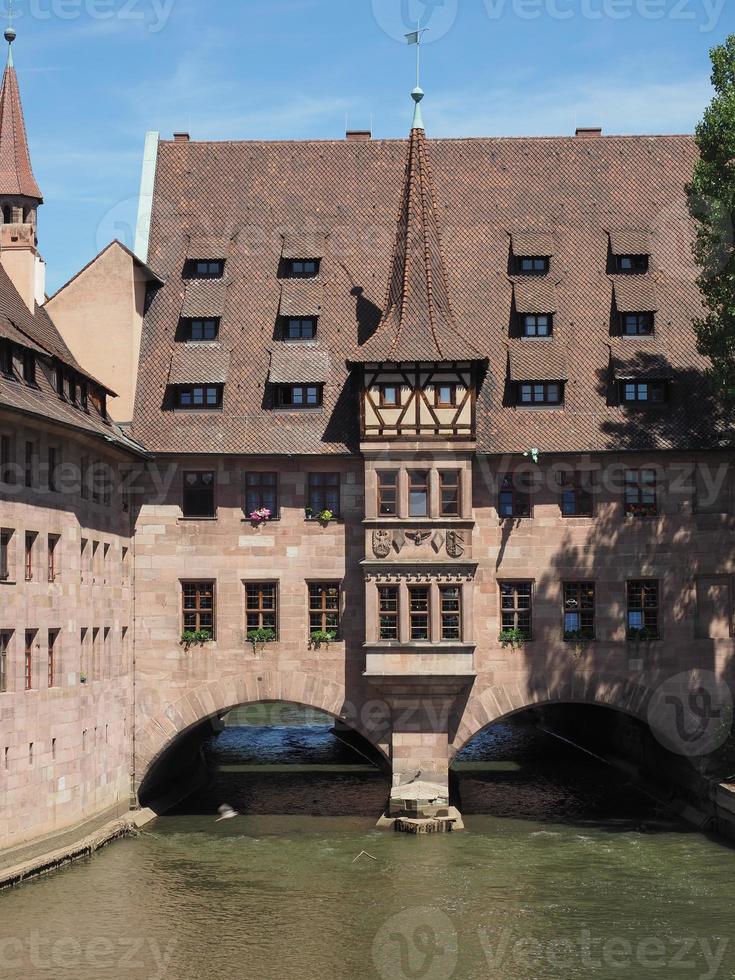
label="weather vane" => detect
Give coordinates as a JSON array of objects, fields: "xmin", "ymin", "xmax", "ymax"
[{"xmin": 405, "ymin": 19, "xmax": 430, "ymax": 90}]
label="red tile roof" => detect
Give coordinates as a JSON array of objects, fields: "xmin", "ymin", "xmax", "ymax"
[
  {"xmin": 133, "ymin": 129, "xmax": 714, "ymax": 455},
  {"xmin": 0, "ymin": 61, "xmax": 41, "ymax": 200}
]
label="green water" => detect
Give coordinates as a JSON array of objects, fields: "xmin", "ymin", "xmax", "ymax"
[{"xmin": 1, "ymin": 720, "xmax": 734, "ymax": 980}]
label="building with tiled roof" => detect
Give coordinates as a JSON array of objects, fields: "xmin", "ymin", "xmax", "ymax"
[{"xmin": 3, "ymin": 28, "xmax": 735, "ymax": 848}]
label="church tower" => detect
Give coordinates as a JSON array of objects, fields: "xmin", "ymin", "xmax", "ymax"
[{"xmin": 0, "ymin": 26, "xmax": 45, "ymax": 310}]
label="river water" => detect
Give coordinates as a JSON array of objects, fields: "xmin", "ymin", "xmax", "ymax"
[{"xmin": 1, "ymin": 711, "xmax": 734, "ymax": 980}]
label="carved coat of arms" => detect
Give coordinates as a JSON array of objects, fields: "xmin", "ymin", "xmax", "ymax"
[
  {"xmin": 446, "ymin": 530, "xmax": 466, "ymax": 559},
  {"xmin": 372, "ymin": 529, "xmax": 391, "ymax": 559}
]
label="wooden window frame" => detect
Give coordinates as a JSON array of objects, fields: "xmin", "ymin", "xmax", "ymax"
[
  {"xmin": 24, "ymin": 532, "xmax": 35, "ymax": 582},
  {"xmin": 621, "ymin": 380, "xmax": 666, "ymax": 404},
  {"xmin": 518, "ymin": 382, "xmax": 562, "ymax": 406},
  {"xmin": 182, "ymin": 471, "xmax": 216, "ymax": 519},
  {"xmin": 48, "ymin": 534, "xmax": 59, "ymax": 583},
  {"xmin": 0, "ymin": 529, "xmax": 11, "ymax": 581},
  {"xmin": 22, "ymin": 350, "xmax": 35, "ymax": 385},
  {"xmin": 181, "ymin": 581, "xmax": 216, "ymax": 638},
  {"xmin": 245, "ymin": 472, "xmax": 279, "ymax": 518},
  {"xmin": 408, "ymin": 470, "xmax": 430, "ymax": 518},
  {"xmin": 624, "ymin": 468, "xmax": 657, "ymax": 517},
  {"xmin": 192, "ymin": 260, "xmax": 224, "ymax": 279},
  {"xmin": 48, "ymin": 629, "xmax": 59, "ymax": 688},
  {"xmin": 284, "ymin": 317, "xmax": 317, "ymax": 341},
  {"xmin": 287, "ymin": 259, "xmax": 319, "ymax": 278},
  {"xmin": 522, "ymin": 314, "xmax": 552, "ymax": 338},
  {"xmin": 176, "ymin": 385, "xmax": 223, "ymax": 410},
  {"xmin": 274, "ymin": 385, "xmax": 323, "ymax": 409},
  {"xmin": 627, "ymin": 580, "xmax": 659, "ymax": 640},
  {"xmin": 0, "ymin": 630, "xmax": 9, "ymax": 692},
  {"xmin": 408, "ymin": 585, "xmax": 431, "ymax": 641},
  {"xmin": 245, "ymin": 582, "xmax": 278, "ymax": 636},
  {"xmin": 0, "ymin": 339, "xmax": 12, "ymax": 376},
  {"xmin": 434, "ymin": 383, "xmax": 457, "ymax": 408},
  {"xmin": 563, "ymin": 582, "xmax": 595, "ymax": 641},
  {"xmin": 621, "ymin": 312, "xmax": 654, "ymax": 336},
  {"xmin": 379, "ymin": 384, "xmax": 400, "ymax": 408},
  {"xmin": 518, "ymin": 256, "xmax": 549, "ymax": 275},
  {"xmin": 24, "ymin": 630, "xmax": 34, "ymax": 690},
  {"xmin": 378, "ymin": 585, "xmax": 399, "ymax": 641},
  {"xmin": 616, "ymin": 255, "xmax": 649, "ymax": 274},
  {"xmin": 498, "ymin": 473, "xmax": 532, "ymax": 518},
  {"xmin": 185, "ymin": 318, "xmax": 219, "ymax": 342},
  {"xmin": 307, "ymin": 473, "xmax": 340, "ymax": 517},
  {"xmin": 559, "ymin": 471, "xmax": 594, "ymax": 517},
  {"xmin": 440, "ymin": 585, "xmax": 462, "ymax": 641},
  {"xmin": 439, "ymin": 470, "xmax": 462, "ymax": 517},
  {"xmin": 377, "ymin": 470, "xmax": 399, "ymax": 517},
  {"xmin": 308, "ymin": 582, "xmax": 341, "ymax": 638},
  {"xmin": 500, "ymin": 582, "xmax": 533, "ymax": 639}
]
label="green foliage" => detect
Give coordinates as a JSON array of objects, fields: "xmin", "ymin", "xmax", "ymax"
[
  {"xmin": 247, "ymin": 628, "xmax": 276, "ymax": 646},
  {"xmin": 687, "ymin": 35, "xmax": 735, "ymax": 421},
  {"xmin": 310, "ymin": 630, "xmax": 337, "ymax": 648},
  {"xmin": 563, "ymin": 629, "xmax": 595, "ymax": 643},
  {"xmin": 181, "ymin": 630, "xmax": 212, "ymax": 647},
  {"xmin": 498, "ymin": 628, "xmax": 528, "ymax": 649},
  {"xmin": 318, "ymin": 509, "xmax": 334, "ymax": 523}
]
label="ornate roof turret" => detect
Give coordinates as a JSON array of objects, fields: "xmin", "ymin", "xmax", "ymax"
[
  {"xmin": 0, "ymin": 26, "xmax": 42, "ymax": 201},
  {"xmin": 356, "ymin": 88, "xmax": 483, "ymax": 363}
]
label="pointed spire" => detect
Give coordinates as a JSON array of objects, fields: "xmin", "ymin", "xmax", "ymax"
[
  {"xmin": 0, "ymin": 26, "xmax": 42, "ymax": 201},
  {"xmin": 357, "ymin": 89, "xmax": 482, "ymax": 363}
]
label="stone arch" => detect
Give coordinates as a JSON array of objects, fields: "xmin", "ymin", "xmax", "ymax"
[
  {"xmin": 135, "ymin": 668, "xmax": 389, "ymax": 789},
  {"xmin": 451, "ymin": 674, "xmax": 660, "ymax": 759}
]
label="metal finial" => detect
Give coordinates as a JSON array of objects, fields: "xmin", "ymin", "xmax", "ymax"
[
  {"xmin": 5, "ymin": 1, "xmax": 15, "ymax": 64},
  {"xmin": 411, "ymin": 86, "xmax": 425, "ymax": 131}
]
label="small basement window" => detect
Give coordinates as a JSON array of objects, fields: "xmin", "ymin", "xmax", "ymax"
[
  {"xmin": 621, "ymin": 381, "xmax": 666, "ymax": 404},
  {"xmin": 176, "ymin": 385, "xmax": 223, "ymax": 409},
  {"xmin": 519, "ymin": 382, "xmax": 562, "ymax": 406},
  {"xmin": 522, "ymin": 314, "xmax": 552, "ymax": 338},
  {"xmin": 621, "ymin": 312, "xmax": 654, "ymax": 336},
  {"xmin": 274, "ymin": 385, "xmax": 322, "ymax": 408}
]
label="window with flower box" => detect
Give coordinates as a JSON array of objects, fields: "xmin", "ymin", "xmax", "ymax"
[
  {"xmin": 308, "ymin": 583, "xmax": 340, "ymax": 638},
  {"xmin": 624, "ymin": 469, "xmax": 657, "ymax": 517},
  {"xmin": 182, "ymin": 581, "xmax": 215, "ymax": 638},
  {"xmin": 627, "ymin": 580, "xmax": 659, "ymax": 640},
  {"xmin": 500, "ymin": 582, "xmax": 532, "ymax": 639},
  {"xmin": 245, "ymin": 472, "xmax": 278, "ymax": 518},
  {"xmin": 307, "ymin": 473, "xmax": 340, "ymax": 518},
  {"xmin": 245, "ymin": 583, "xmax": 278, "ymax": 635},
  {"xmin": 564, "ymin": 583, "xmax": 595, "ymax": 640}
]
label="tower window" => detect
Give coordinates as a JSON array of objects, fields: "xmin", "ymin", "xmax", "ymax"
[
  {"xmin": 284, "ymin": 318, "xmax": 316, "ymax": 340},
  {"xmin": 518, "ymin": 256, "xmax": 549, "ymax": 274},
  {"xmin": 274, "ymin": 385, "xmax": 322, "ymax": 408},
  {"xmin": 621, "ymin": 381, "xmax": 666, "ymax": 404},
  {"xmin": 616, "ymin": 255, "xmax": 648, "ymax": 273},
  {"xmin": 522, "ymin": 314, "xmax": 552, "ymax": 337},
  {"xmin": 519, "ymin": 382, "xmax": 562, "ymax": 405},
  {"xmin": 622, "ymin": 312, "xmax": 654, "ymax": 336},
  {"xmin": 176, "ymin": 385, "xmax": 223, "ymax": 409},
  {"xmin": 286, "ymin": 259, "xmax": 319, "ymax": 278}
]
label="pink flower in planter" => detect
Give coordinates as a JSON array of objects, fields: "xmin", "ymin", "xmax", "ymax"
[{"xmin": 250, "ymin": 508, "xmax": 272, "ymax": 524}]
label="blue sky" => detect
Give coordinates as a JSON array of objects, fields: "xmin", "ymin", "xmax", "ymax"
[{"xmin": 7, "ymin": 0, "xmax": 734, "ymax": 293}]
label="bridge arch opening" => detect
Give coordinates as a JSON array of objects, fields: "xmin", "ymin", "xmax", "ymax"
[{"xmin": 138, "ymin": 699, "xmax": 390, "ymax": 818}]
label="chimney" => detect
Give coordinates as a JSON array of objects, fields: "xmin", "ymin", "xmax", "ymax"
[
  {"xmin": 173, "ymin": 132, "xmax": 190, "ymax": 142},
  {"xmin": 1, "ymin": 223, "xmax": 38, "ymax": 311},
  {"xmin": 575, "ymin": 127, "xmax": 602, "ymax": 138},
  {"xmin": 346, "ymin": 130, "xmax": 371, "ymax": 141}
]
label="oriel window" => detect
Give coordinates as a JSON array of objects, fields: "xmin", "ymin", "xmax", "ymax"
[
  {"xmin": 409, "ymin": 586, "xmax": 430, "ymax": 641},
  {"xmin": 378, "ymin": 586, "xmax": 399, "ymax": 641},
  {"xmin": 440, "ymin": 586, "xmax": 462, "ymax": 641}
]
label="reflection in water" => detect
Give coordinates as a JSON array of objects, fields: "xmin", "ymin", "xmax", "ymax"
[{"xmin": 1, "ymin": 716, "xmax": 734, "ymax": 980}]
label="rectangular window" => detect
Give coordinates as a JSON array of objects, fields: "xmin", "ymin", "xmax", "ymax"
[
  {"xmin": 519, "ymin": 382, "xmax": 562, "ymax": 405},
  {"xmin": 245, "ymin": 583, "xmax": 278, "ymax": 634},
  {"xmin": 624, "ymin": 468, "xmax": 657, "ymax": 517},
  {"xmin": 48, "ymin": 629, "xmax": 59, "ymax": 688},
  {"xmin": 182, "ymin": 581, "xmax": 216, "ymax": 637},
  {"xmin": 0, "ymin": 529, "xmax": 11, "ymax": 580},
  {"xmin": 498, "ymin": 473, "xmax": 531, "ymax": 518},
  {"xmin": 48, "ymin": 534, "xmax": 59, "ymax": 582},
  {"xmin": 176, "ymin": 385, "xmax": 223, "ymax": 409},
  {"xmin": 501, "ymin": 582, "xmax": 532, "ymax": 639},
  {"xmin": 559, "ymin": 471, "xmax": 594, "ymax": 517},
  {"xmin": 408, "ymin": 470, "xmax": 429, "ymax": 517},
  {"xmin": 24, "ymin": 441, "xmax": 34, "ymax": 489},
  {"xmin": 378, "ymin": 586, "xmax": 399, "ymax": 641},
  {"xmin": 434, "ymin": 384, "xmax": 457, "ymax": 407},
  {"xmin": 284, "ymin": 317, "xmax": 316, "ymax": 340},
  {"xmin": 518, "ymin": 256, "xmax": 549, "ymax": 274},
  {"xmin": 0, "ymin": 340, "xmax": 11, "ymax": 375},
  {"xmin": 275, "ymin": 385, "xmax": 322, "ymax": 408},
  {"xmin": 0, "ymin": 630, "xmax": 9, "ymax": 692},
  {"xmin": 564, "ymin": 582, "xmax": 595, "ymax": 640},
  {"xmin": 627, "ymin": 580, "xmax": 659, "ymax": 640},
  {"xmin": 379, "ymin": 384, "xmax": 399, "ymax": 407},
  {"xmin": 440, "ymin": 586, "xmax": 462, "ymax": 641},
  {"xmin": 24, "ymin": 532, "xmax": 35, "ymax": 581},
  {"xmin": 80, "ymin": 382, "xmax": 88, "ymax": 411},
  {"xmin": 0, "ymin": 434, "xmax": 11, "ymax": 483},
  {"xmin": 182, "ymin": 471, "xmax": 215, "ymax": 519},
  {"xmin": 621, "ymin": 312, "xmax": 654, "ymax": 336},
  {"xmin": 24, "ymin": 630, "xmax": 34, "ymax": 690},
  {"xmin": 308, "ymin": 583, "xmax": 340, "ymax": 638},
  {"xmin": 409, "ymin": 586, "xmax": 430, "ymax": 641},
  {"xmin": 307, "ymin": 473, "xmax": 340, "ymax": 517},
  {"xmin": 377, "ymin": 470, "xmax": 398, "ymax": 516},
  {"xmin": 621, "ymin": 380, "xmax": 666, "ymax": 403},
  {"xmin": 245, "ymin": 472, "xmax": 278, "ymax": 517},
  {"xmin": 22, "ymin": 350, "xmax": 35, "ymax": 385},
  {"xmin": 287, "ymin": 259, "xmax": 319, "ymax": 278},
  {"xmin": 617, "ymin": 255, "xmax": 648, "ymax": 274},
  {"xmin": 193, "ymin": 260, "xmax": 224, "ymax": 278},
  {"xmin": 185, "ymin": 318, "xmax": 219, "ymax": 341},
  {"xmin": 522, "ymin": 314, "xmax": 552, "ymax": 337},
  {"xmin": 439, "ymin": 471, "xmax": 461, "ymax": 517}
]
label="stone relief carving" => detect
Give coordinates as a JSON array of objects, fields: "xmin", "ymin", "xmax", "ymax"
[
  {"xmin": 406, "ymin": 529, "xmax": 431, "ymax": 547},
  {"xmin": 446, "ymin": 530, "xmax": 466, "ymax": 559},
  {"xmin": 372, "ymin": 529, "xmax": 391, "ymax": 559}
]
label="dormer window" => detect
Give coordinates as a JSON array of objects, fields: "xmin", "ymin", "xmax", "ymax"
[
  {"xmin": 80, "ymin": 382, "xmax": 88, "ymax": 411},
  {"xmin": 519, "ymin": 382, "xmax": 562, "ymax": 406},
  {"xmin": 22, "ymin": 351, "xmax": 35, "ymax": 385},
  {"xmin": 193, "ymin": 260, "xmax": 224, "ymax": 279},
  {"xmin": 275, "ymin": 384, "xmax": 322, "ymax": 408},
  {"xmin": 284, "ymin": 317, "xmax": 316, "ymax": 340},
  {"xmin": 434, "ymin": 384, "xmax": 457, "ymax": 407},
  {"xmin": 518, "ymin": 256, "xmax": 549, "ymax": 275},
  {"xmin": 183, "ymin": 318, "xmax": 219, "ymax": 342},
  {"xmin": 616, "ymin": 254, "xmax": 648, "ymax": 274},
  {"xmin": 286, "ymin": 259, "xmax": 319, "ymax": 278},
  {"xmin": 0, "ymin": 340, "xmax": 11, "ymax": 376},
  {"xmin": 380, "ymin": 384, "xmax": 399, "ymax": 407},
  {"xmin": 176, "ymin": 385, "xmax": 223, "ymax": 409},
  {"xmin": 522, "ymin": 314, "xmax": 552, "ymax": 338},
  {"xmin": 622, "ymin": 312, "xmax": 654, "ymax": 336},
  {"xmin": 621, "ymin": 380, "xmax": 667, "ymax": 404},
  {"xmin": 67, "ymin": 375, "xmax": 78, "ymax": 404}
]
